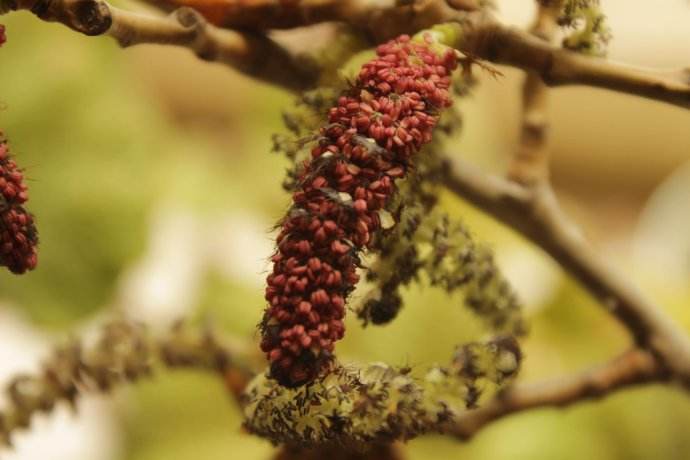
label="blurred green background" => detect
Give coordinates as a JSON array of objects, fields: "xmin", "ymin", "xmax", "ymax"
[{"xmin": 1, "ymin": 1, "xmax": 689, "ymax": 459}]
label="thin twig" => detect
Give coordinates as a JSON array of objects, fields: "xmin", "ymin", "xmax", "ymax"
[
  {"xmin": 444, "ymin": 348, "xmax": 668, "ymax": 439},
  {"xmin": 5, "ymin": 0, "xmax": 317, "ymax": 91},
  {"xmin": 441, "ymin": 157, "xmax": 690, "ymax": 382}
]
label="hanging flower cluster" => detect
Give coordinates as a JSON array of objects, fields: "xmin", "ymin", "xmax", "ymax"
[
  {"xmin": 0, "ymin": 25, "xmax": 6, "ymax": 46},
  {"xmin": 261, "ymin": 34, "xmax": 458, "ymax": 387},
  {"xmin": 360, "ymin": 209, "xmax": 526, "ymax": 336},
  {"xmin": 0, "ymin": 134, "xmax": 38, "ymax": 274}
]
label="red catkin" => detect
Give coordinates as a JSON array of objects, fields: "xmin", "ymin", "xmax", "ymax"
[
  {"xmin": 0, "ymin": 134, "xmax": 38, "ymax": 274},
  {"xmin": 0, "ymin": 25, "xmax": 5, "ymax": 47},
  {"xmin": 261, "ymin": 34, "xmax": 457, "ymax": 387}
]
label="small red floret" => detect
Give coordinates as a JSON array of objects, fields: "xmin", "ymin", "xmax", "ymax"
[{"xmin": 0, "ymin": 135, "xmax": 38, "ymax": 274}]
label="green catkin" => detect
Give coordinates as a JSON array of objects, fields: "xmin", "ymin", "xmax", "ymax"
[
  {"xmin": 360, "ymin": 209, "xmax": 526, "ymax": 337},
  {"xmin": 557, "ymin": 0, "xmax": 611, "ymax": 56}
]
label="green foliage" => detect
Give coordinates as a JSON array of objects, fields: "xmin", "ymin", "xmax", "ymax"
[
  {"xmin": 427, "ymin": 335, "xmax": 521, "ymax": 409},
  {"xmin": 244, "ymin": 362, "xmax": 432, "ymax": 445},
  {"xmin": 557, "ymin": 0, "xmax": 611, "ymax": 56}
]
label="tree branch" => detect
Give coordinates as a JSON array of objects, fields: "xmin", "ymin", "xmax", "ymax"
[
  {"xmin": 0, "ymin": 320, "xmax": 254, "ymax": 446},
  {"xmin": 7, "ymin": 0, "xmax": 690, "ymax": 107},
  {"xmin": 242, "ymin": 349, "xmax": 670, "ymax": 446},
  {"xmin": 138, "ymin": 0, "xmax": 690, "ymax": 111},
  {"xmin": 467, "ymin": 20, "xmax": 690, "ymax": 111},
  {"xmin": 0, "ymin": 315, "xmax": 676, "ymax": 449},
  {"xmin": 441, "ymin": 157, "xmax": 690, "ymax": 383},
  {"xmin": 444, "ymin": 348, "xmax": 668, "ymax": 439},
  {"xmin": 4, "ymin": 0, "xmax": 317, "ymax": 91},
  {"xmin": 506, "ymin": 0, "xmax": 561, "ymax": 184},
  {"xmin": 138, "ymin": 0, "xmax": 469, "ymax": 42},
  {"xmin": 449, "ymin": 0, "xmax": 687, "ymax": 439}
]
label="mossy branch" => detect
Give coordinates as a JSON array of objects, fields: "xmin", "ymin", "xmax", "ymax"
[
  {"xmin": 242, "ymin": 345, "xmax": 672, "ymax": 446},
  {"xmin": 243, "ymin": 337, "xmax": 522, "ymax": 447}
]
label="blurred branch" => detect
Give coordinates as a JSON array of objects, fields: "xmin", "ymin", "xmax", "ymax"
[
  {"xmin": 460, "ymin": 0, "xmax": 688, "ymax": 438},
  {"xmin": 0, "ymin": 320, "xmax": 254, "ymax": 447},
  {"xmin": 507, "ymin": 0, "xmax": 561, "ymax": 185},
  {"xmin": 448, "ymin": 2, "xmax": 690, "ymax": 439},
  {"xmin": 445, "ymin": 348, "xmax": 668, "ymax": 439},
  {"xmin": 4, "ymin": 0, "xmax": 317, "ymax": 91},
  {"xmin": 441, "ymin": 157, "xmax": 690, "ymax": 383}
]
